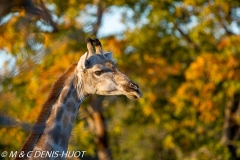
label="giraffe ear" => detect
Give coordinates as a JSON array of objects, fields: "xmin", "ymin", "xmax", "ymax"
[
  {"xmin": 104, "ymin": 52, "xmax": 113, "ymax": 59},
  {"xmin": 77, "ymin": 52, "xmax": 89, "ymax": 70}
]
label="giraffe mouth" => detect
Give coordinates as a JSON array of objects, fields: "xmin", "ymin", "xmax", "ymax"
[
  {"xmin": 125, "ymin": 81, "xmax": 142, "ymax": 99},
  {"xmin": 126, "ymin": 88, "xmax": 142, "ymax": 99},
  {"xmin": 126, "ymin": 91, "xmax": 142, "ymax": 99}
]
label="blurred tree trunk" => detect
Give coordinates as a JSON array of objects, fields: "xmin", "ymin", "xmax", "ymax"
[
  {"xmin": 88, "ymin": 96, "xmax": 111, "ymax": 160},
  {"xmin": 221, "ymin": 93, "xmax": 240, "ymax": 160},
  {"xmin": 89, "ymin": 2, "xmax": 111, "ymax": 160},
  {"xmin": 92, "ymin": 2, "xmax": 103, "ymax": 36}
]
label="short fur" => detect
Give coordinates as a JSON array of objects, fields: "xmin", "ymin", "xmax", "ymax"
[{"xmin": 15, "ymin": 63, "xmax": 77, "ymax": 160}]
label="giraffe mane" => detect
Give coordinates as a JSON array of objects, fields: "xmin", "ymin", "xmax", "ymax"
[{"xmin": 17, "ymin": 63, "xmax": 78, "ymax": 159}]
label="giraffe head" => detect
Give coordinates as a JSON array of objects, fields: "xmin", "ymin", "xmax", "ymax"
[{"xmin": 74, "ymin": 38, "xmax": 142, "ymax": 99}]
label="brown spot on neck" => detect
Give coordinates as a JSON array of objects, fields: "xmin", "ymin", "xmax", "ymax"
[
  {"xmin": 66, "ymin": 101, "xmax": 76, "ymax": 113},
  {"xmin": 63, "ymin": 115, "xmax": 69, "ymax": 128}
]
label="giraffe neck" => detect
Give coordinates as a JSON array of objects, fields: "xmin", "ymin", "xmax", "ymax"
[{"xmin": 29, "ymin": 75, "xmax": 86, "ymax": 159}]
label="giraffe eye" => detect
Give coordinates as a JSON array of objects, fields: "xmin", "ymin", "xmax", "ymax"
[{"xmin": 94, "ymin": 70, "xmax": 103, "ymax": 76}]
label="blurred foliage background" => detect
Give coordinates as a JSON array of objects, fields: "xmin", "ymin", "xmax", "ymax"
[{"xmin": 0, "ymin": 0, "xmax": 240, "ymax": 159}]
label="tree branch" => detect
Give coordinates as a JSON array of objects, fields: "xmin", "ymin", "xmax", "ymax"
[
  {"xmin": 173, "ymin": 22, "xmax": 200, "ymax": 51},
  {"xmin": 0, "ymin": 0, "xmax": 58, "ymax": 31},
  {"xmin": 0, "ymin": 114, "xmax": 31, "ymax": 131}
]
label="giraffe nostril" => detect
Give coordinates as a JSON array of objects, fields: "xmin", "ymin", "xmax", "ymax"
[{"xmin": 129, "ymin": 82, "xmax": 138, "ymax": 90}]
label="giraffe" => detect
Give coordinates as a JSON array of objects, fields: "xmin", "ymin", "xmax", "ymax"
[{"xmin": 15, "ymin": 37, "xmax": 142, "ymax": 160}]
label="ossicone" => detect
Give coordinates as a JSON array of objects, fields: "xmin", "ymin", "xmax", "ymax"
[
  {"xmin": 86, "ymin": 37, "xmax": 95, "ymax": 59},
  {"xmin": 93, "ymin": 38, "xmax": 104, "ymax": 55}
]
